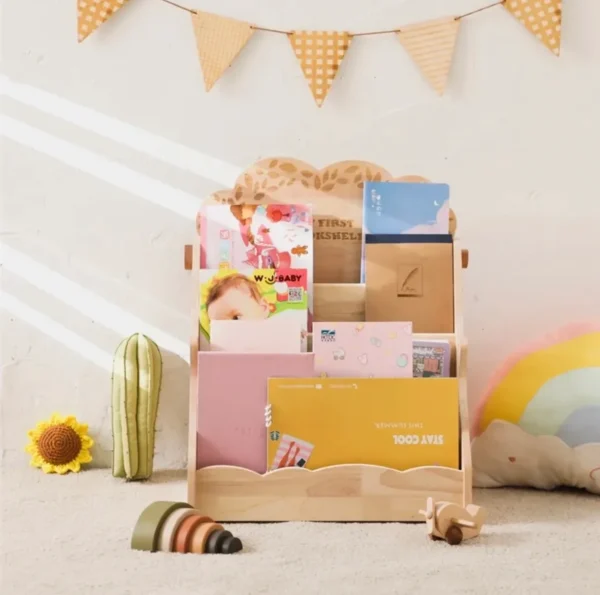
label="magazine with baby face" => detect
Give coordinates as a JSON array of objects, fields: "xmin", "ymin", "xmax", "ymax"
[
  {"xmin": 199, "ymin": 203, "xmax": 314, "ymax": 329},
  {"xmin": 198, "ymin": 268, "xmax": 308, "ymax": 351}
]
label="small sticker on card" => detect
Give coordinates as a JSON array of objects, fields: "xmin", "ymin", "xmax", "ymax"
[{"xmin": 270, "ymin": 434, "xmax": 314, "ymax": 470}]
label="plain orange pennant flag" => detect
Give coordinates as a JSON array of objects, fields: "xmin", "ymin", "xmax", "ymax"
[
  {"xmin": 397, "ymin": 17, "xmax": 461, "ymax": 96},
  {"xmin": 191, "ymin": 11, "xmax": 255, "ymax": 92}
]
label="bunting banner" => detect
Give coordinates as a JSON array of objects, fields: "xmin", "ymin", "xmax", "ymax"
[
  {"xmin": 503, "ymin": 0, "xmax": 562, "ymax": 56},
  {"xmin": 289, "ymin": 31, "xmax": 353, "ymax": 107},
  {"xmin": 78, "ymin": 0, "xmax": 130, "ymax": 43},
  {"xmin": 397, "ymin": 18, "xmax": 461, "ymax": 96},
  {"xmin": 191, "ymin": 11, "xmax": 255, "ymax": 92},
  {"xmin": 76, "ymin": 1, "xmax": 567, "ymax": 105}
]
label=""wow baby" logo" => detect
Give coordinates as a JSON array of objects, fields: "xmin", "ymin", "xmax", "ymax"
[{"xmin": 253, "ymin": 273, "xmax": 304, "ymax": 285}]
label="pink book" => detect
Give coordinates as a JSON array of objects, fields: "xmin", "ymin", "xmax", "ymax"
[
  {"xmin": 313, "ymin": 322, "xmax": 413, "ymax": 378},
  {"xmin": 196, "ymin": 352, "xmax": 315, "ymax": 473}
]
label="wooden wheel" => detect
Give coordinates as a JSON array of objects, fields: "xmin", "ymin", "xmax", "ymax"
[{"xmin": 445, "ymin": 524, "xmax": 463, "ymax": 546}]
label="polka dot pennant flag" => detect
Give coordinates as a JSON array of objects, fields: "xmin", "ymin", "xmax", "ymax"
[
  {"xmin": 289, "ymin": 31, "xmax": 353, "ymax": 107},
  {"xmin": 503, "ymin": 0, "xmax": 562, "ymax": 56},
  {"xmin": 77, "ymin": 0, "xmax": 130, "ymax": 43},
  {"xmin": 397, "ymin": 17, "xmax": 461, "ymax": 96}
]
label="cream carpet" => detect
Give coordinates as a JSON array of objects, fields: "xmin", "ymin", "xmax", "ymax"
[{"xmin": 2, "ymin": 466, "xmax": 599, "ymax": 595}]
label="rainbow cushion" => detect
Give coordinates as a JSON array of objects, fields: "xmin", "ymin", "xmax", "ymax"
[{"xmin": 471, "ymin": 323, "xmax": 600, "ymax": 495}]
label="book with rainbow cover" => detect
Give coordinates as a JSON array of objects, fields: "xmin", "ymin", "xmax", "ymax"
[
  {"xmin": 266, "ymin": 377, "xmax": 459, "ymax": 471},
  {"xmin": 199, "ymin": 267, "xmax": 308, "ymax": 351}
]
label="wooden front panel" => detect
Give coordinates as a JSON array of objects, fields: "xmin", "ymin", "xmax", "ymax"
[{"xmin": 193, "ymin": 465, "xmax": 464, "ymax": 522}]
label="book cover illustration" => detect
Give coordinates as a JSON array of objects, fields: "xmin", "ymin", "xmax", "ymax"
[
  {"xmin": 413, "ymin": 340, "xmax": 451, "ymax": 378},
  {"xmin": 199, "ymin": 268, "xmax": 308, "ymax": 351},
  {"xmin": 313, "ymin": 322, "xmax": 413, "ymax": 378},
  {"xmin": 210, "ymin": 319, "xmax": 303, "ymax": 354},
  {"xmin": 196, "ymin": 353, "xmax": 315, "ymax": 473},
  {"xmin": 200, "ymin": 203, "xmax": 314, "ymax": 326},
  {"xmin": 267, "ymin": 377, "xmax": 459, "ymax": 471},
  {"xmin": 268, "ymin": 433, "xmax": 314, "ymax": 470},
  {"xmin": 361, "ymin": 181, "xmax": 450, "ymax": 281},
  {"xmin": 363, "ymin": 181, "xmax": 450, "ymax": 235}
]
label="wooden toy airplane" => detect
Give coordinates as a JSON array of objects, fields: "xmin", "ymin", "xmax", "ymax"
[{"xmin": 419, "ymin": 497, "xmax": 486, "ymax": 545}]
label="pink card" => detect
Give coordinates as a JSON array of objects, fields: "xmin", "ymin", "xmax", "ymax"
[
  {"xmin": 313, "ymin": 322, "xmax": 413, "ymax": 378},
  {"xmin": 196, "ymin": 352, "xmax": 315, "ymax": 473},
  {"xmin": 209, "ymin": 319, "xmax": 303, "ymax": 353}
]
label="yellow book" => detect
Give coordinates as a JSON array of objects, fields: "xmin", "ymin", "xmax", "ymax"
[{"xmin": 266, "ymin": 377, "xmax": 459, "ymax": 471}]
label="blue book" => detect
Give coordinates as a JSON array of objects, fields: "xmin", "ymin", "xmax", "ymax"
[
  {"xmin": 360, "ymin": 181, "xmax": 450, "ymax": 281},
  {"xmin": 365, "ymin": 234, "xmax": 452, "ymax": 244}
]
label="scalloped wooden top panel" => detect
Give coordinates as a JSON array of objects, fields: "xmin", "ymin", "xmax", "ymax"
[{"xmin": 200, "ymin": 158, "xmax": 456, "ymax": 284}]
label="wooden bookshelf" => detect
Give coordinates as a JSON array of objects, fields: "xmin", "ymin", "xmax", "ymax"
[{"xmin": 185, "ymin": 158, "xmax": 471, "ymax": 522}]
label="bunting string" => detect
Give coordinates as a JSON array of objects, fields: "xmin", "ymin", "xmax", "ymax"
[
  {"xmin": 160, "ymin": 0, "xmax": 505, "ymax": 34},
  {"xmin": 77, "ymin": 0, "xmax": 563, "ymax": 106}
]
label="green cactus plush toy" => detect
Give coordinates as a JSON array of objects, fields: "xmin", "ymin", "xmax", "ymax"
[{"xmin": 111, "ymin": 333, "xmax": 162, "ymax": 480}]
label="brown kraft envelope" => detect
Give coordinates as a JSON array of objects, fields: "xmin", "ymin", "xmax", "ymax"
[{"xmin": 365, "ymin": 237, "xmax": 454, "ymax": 333}]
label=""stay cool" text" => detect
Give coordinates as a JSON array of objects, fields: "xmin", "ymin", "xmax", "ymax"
[{"xmin": 392, "ymin": 434, "xmax": 444, "ymax": 445}]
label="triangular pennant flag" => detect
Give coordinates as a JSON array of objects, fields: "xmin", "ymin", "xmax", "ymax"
[
  {"xmin": 77, "ymin": 0, "xmax": 130, "ymax": 43},
  {"xmin": 397, "ymin": 17, "xmax": 460, "ymax": 96},
  {"xmin": 191, "ymin": 11, "xmax": 255, "ymax": 92},
  {"xmin": 289, "ymin": 31, "xmax": 352, "ymax": 107},
  {"xmin": 503, "ymin": 0, "xmax": 562, "ymax": 56}
]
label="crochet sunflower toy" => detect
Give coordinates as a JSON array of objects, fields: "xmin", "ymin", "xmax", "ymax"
[{"xmin": 25, "ymin": 414, "xmax": 94, "ymax": 474}]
